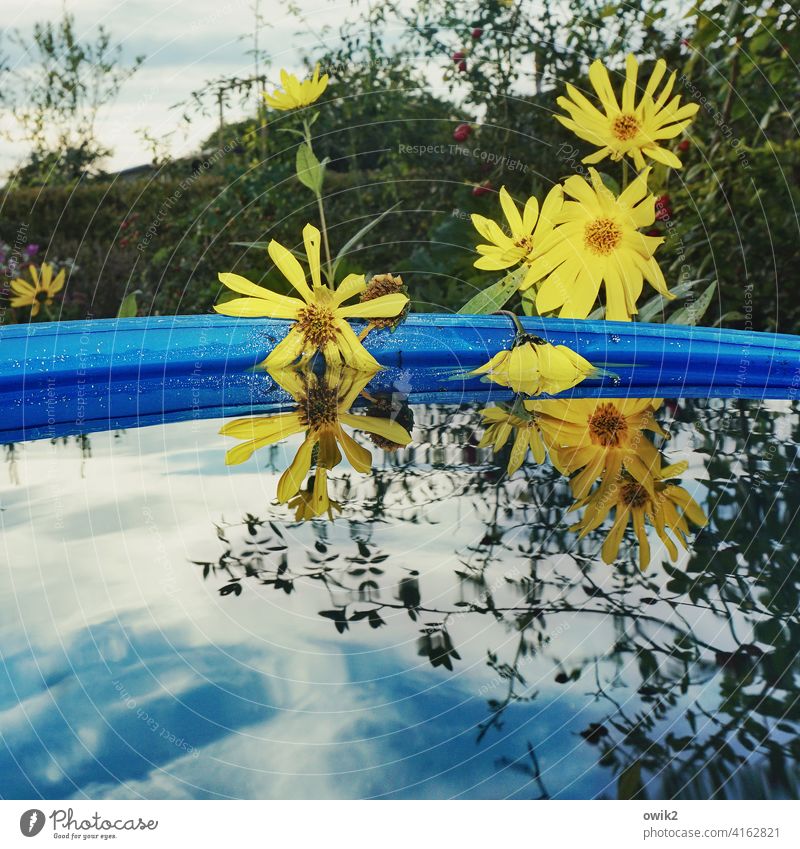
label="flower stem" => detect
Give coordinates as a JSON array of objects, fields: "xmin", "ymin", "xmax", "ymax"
[
  {"xmin": 493, "ymin": 309, "xmax": 526, "ymax": 338},
  {"xmin": 622, "ymin": 159, "xmax": 629, "ymax": 191},
  {"xmin": 303, "ymin": 118, "xmax": 334, "ymax": 285}
]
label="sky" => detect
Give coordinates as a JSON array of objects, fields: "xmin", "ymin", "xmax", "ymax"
[{"xmin": 0, "ymin": 0, "xmax": 357, "ymax": 176}]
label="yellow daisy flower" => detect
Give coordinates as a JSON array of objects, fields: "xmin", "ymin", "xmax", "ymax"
[
  {"xmin": 556, "ymin": 54, "xmax": 699, "ymax": 170},
  {"xmin": 263, "ymin": 64, "xmax": 329, "ymax": 111},
  {"xmin": 470, "ymin": 336, "xmax": 595, "ymax": 396},
  {"xmin": 214, "ymin": 223, "xmax": 408, "ymax": 372},
  {"xmin": 219, "ymin": 366, "xmax": 412, "ymax": 505},
  {"xmin": 10, "ymin": 262, "xmax": 65, "ymax": 317},
  {"xmin": 570, "ymin": 461, "xmax": 707, "ymax": 571},
  {"xmin": 526, "ymin": 167, "xmax": 671, "ymax": 321},
  {"xmin": 478, "ymin": 403, "xmax": 547, "ymax": 475},
  {"xmin": 536, "ymin": 397, "xmax": 666, "ymax": 499},
  {"xmin": 471, "ymin": 185, "xmax": 563, "ymax": 284}
]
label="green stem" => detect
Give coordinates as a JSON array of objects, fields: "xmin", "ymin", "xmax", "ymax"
[
  {"xmin": 493, "ymin": 308, "xmax": 526, "ymax": 337},
  {"xmin": 303, "ymin": 118, "xmax": 333, "ymax": 285},
  {"xmin": 621, "ymin": 159, "xmax": 630, "ymax": 191}
]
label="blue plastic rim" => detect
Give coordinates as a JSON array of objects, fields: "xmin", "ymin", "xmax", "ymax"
[{"xmin": 1, "ymin": 313, "xmax": 799, "ymax": 442}]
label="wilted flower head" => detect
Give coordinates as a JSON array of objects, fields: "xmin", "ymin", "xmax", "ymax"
[{"xmin": 470, "ymin": 335, "xmax": 594, "ymax": 396}]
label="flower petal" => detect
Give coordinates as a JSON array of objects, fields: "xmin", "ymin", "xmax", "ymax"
[{"xmin": 268, "ymin": 239, "xmax": 313, "ymax": 301}]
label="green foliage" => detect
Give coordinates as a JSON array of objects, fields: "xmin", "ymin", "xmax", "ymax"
[{"xmin": 0, "ymin": 0, "xmax": 796, "ymax": 330}]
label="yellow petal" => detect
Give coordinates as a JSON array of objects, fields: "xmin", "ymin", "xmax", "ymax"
[
  {"xmin": 340, "ymin": 412, "xmax": 411, "ymax": 446},
  {"xmin": 334, "ymin": 274, "xmax": 367, "ymax": 305},
  {"xmin": 268, "ymin": 239, "xmax": 313, "ymax": 301},
  {"xmin": 338, "ymin": 292, "xmax": 408, "ymax": 319},
  {"xmin": 337, "ymin": 426, "xmax": 373, "ymax": 473},
  {"xmin": 303, "ymin": 223, "xmax": 322, "ymax": 288},
  {"xmin": 277, "ymin": 435, "xmax": 315, "ymax": 501}
]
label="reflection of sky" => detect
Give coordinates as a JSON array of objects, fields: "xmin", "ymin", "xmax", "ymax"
[
  {"xmin": 0, "ymin": 419, "xmax": 615, "ymax": 799},
  {"xmin": 0, "ymin": 404, "xmax": 781, "ymax": 799}
]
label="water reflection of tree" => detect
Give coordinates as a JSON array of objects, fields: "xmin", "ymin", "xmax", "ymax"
[{"xmin": 197, "ymin": 398, "xmax": 800, "ymax": 799}]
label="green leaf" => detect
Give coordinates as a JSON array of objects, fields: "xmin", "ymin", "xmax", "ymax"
[
  {"xmin": 296, "ymin": 142, "xmax": 327, "ymax": 194},
  {"xmin": 637, "ymin": 277, "xmax": 710, "ymax": 323},
  {"xmin": 230, "ymin": 241, "xmax": 270, "ymax": 249},
  {"xmin": 117, "ymin": 291, "xmax": 139, "ymax": 318},
  {"xmin": 331, "ymin": 202, "xmax": 400, "ymax": 281},
  {"xmin": 668, "ymin": 281, "xmax": 717, "ymax": 326},
  {"xmin": 458, "ymin": 266, "xmax": 527, "ymax": 315},
  {"xmin": 520, "ymin": 287, "xmax": 538, "ymax": 316}
]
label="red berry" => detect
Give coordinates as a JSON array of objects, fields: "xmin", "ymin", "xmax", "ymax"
[
  {"xmin": 453, "ymin": 123, "xmax": 472, "ymax": 142},
  {"xmin": 452, "ymin": 51, "xmax": 465, "ymax": 62},
  {"xmin": 458, "ymin": 60, "xmax": 467, "ymax": 72},
  {"xmin": 677, "ymin": 139, "xmax": 690, "ymax": 152},
  {"xmin": 472, "ymin": 180, "xmax": 492, "ymax": 197},
  {"xmin": 655, "ymin": 195, "xmax": 672, "ymax": 222},
  {"xmin": 471, "ymin": 28, "xmax": 483, "ymax": 39}
]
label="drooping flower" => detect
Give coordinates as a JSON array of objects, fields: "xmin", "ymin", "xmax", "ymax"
[
  {"xmin": 214, "ymin": 224, "xmax": 408, "ymax": 372},
  {"xmin": 555, "ymin": 54, "xmax": 699, "ymax": 170},
  {"xmin": 219, "ymin": 366, "xmax": 412, "ymax": 505},
  {"xmin": 263, "ymin": 65, "xmax": 329, "ymax": 111},
  {"xmin": 569, "ymin": 460, "xmax": 707, "ymax": 570},
  {"xmin": 536, "ymin": 397, "xmax": 666, "ymax": 499},
  {"xmin": 10, "ymin": 262, "xmax": 65, "ymax": 317},
  {"xmin": 471, "ymin": 185, "xmax": 563, "ymax": 282},
  {"xmin": 478, "ymin": 403, "xmax": 547, "ymax": 475},
  {"xmin": 526, "ymin": 167, "xmax": 671, "ymax": 321},
  {"xmin": 470, "ymin": 336, "xmax": 595, "ymax": 396},
  {"xmin": 287, "ymin": 472, "xmax": 343, "ymax": 521}
]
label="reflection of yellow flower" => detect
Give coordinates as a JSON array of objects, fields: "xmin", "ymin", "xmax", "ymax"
[
  {"xmin": 570, "ymin": 461, "xmax": 707, "ymax": 570},
  {"xmin": 10, "ymin": 263, "xmax": 65, "ymax": 316},
  {"xmin": 287, "ymin": 472, "xmax": 342, "ymax": 520},
  {"xmin": 479, "ymin": 403, "xmax": 547, "ymax": 474},
  {"xmin": 220, "ymin": 367, "xmax": 412, "ymax": 505},
  {"xmin": 537, "ymin": 398, "xmax": 665, "ymax": 498},
  {"xmin": 471, "ymin": 337, "xmax": 594, "ymax": 396},
  {"xmin": 526, "ymin": 168, "xmax": 671, "ymax": 321},
  {"xmin": 556, "ymin": 55, "xmax": 699, "ymax": 170},
  {"xmin": 214, "ymin": 224, "xmax": 408, "ymax": 372},
  {"xmin": 263, "ymin": 65, "xmax": 329, "ymax": 111},
  {"xmin": 471, "ymin": 185, "xmax": 563, "ymax": 283}
]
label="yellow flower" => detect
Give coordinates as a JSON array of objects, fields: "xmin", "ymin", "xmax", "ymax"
[
  {"xmin": 219, "ymin": 366, "xmax": 412, "ymax": 505},
  {"xmin": 10, "ymin": 263, "xmax": 65, "ymax": 316},
  {"xmin": 287, "ymin": 472, "xmax": 342, "ymax": 520},
  {"xmin": 478, "ymin": 403, "xmax": 547, "ymax": 475},
  {"xmin": 471, "ymin": 185, "xmax": 563, "ymax": 285},
  {"xmin": 556, "ymin": 54, "xmax": 699, "ymax": 170},
  {"xmin": 470, "ymin": 337, "xmax": 594, "ymax": 396},
  {"xmin": 570, "ymin": 461, "xmax": 707, "ymax": 570},
  {"xmin": 263, "ymin": 65, "xmax": 329, "ymax": 111},
  {"xmin": 214, "ymin": 223, "xmax": 408, "ymax": 372},
  {"xmin": 526, "ymin": 167, "xmax": 671, "ymax": 321},
  {"xmin": 536, "ymin": 398, "xmax": 665, "ymax": 499}
]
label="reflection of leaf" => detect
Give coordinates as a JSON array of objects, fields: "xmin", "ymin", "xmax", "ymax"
[
  {"xmin": 417, "ymin": 628, "xmax": 461, "ymax": 670},
  {"xmin": 319, "ymin": 609, "xmax": 349, "ymax": 633},
  {"xmin": 617, "ymin": 761, "xmax": 644, "ymax": 799},
  {"xmin": 580, "ymin": 723, "xmax": 609, "ymax": 744}
]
